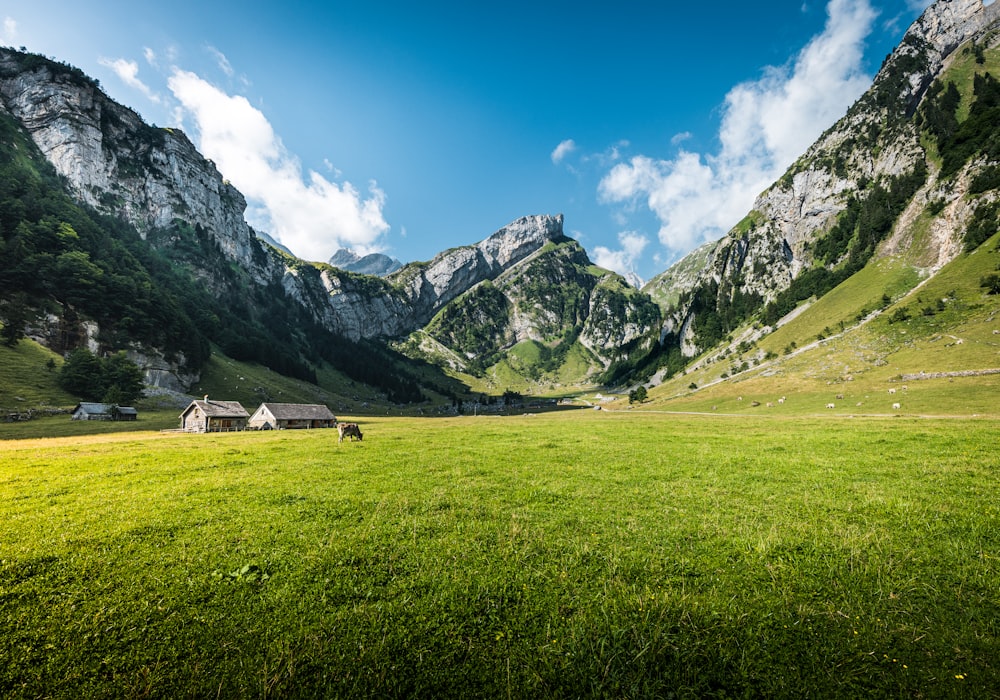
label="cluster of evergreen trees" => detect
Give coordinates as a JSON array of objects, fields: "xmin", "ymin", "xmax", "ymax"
[
  {"xmin": 57, "ymin": 348, "xmax": 145, "ymax": 405},
  {"xmin": 0, "ymin": 111, "xmax": 208, "ymax": 365}
]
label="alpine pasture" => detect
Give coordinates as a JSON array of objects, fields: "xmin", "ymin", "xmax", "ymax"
[{"xmin": 1, "ymin": 411, "xmax": 998, "ymax": 697}]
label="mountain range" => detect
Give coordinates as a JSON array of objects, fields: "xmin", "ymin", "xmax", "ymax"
[{"xmin": 1, "ymin": 0, "xmax": 999, "ymax": 411}]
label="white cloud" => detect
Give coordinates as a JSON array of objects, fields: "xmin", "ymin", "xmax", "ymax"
[
  {"xmin": 551, "ymin": 138, "xmax": 577, "ymax": 165},
  {"xmin": 592, "ymin": 230, "xmax": 649, "ymax": 278},
  {"xmin": 598, "ymin": 0, "xmax": 878, "ymax": 257},
  {"xmin": 143, "ymin": 47, "xmax": 157, "ymax": 67},
  {"xmin": 167, "ymin": 69, "xmax": 389, "ymax": 262},
  {"xmin": 3, "ymin": 17, "xmax": 17, "ymax": 43},
  {"xmin": 99, "ymin": 57, "xmax": 161, "ymax": 104}
]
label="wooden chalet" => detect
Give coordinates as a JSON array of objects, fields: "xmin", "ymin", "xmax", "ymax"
[
  {"xmin": 248, "ymin": 403, "xmax": 337, "ymax": 430},
  {"xmin": 179, "ymin": 397, "xmax": 249, "ymax": 433}
]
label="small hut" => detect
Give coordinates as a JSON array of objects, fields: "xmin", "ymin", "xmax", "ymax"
[
  {"xmin": 113, "ymin": 406, "xmax": 138, "ymax": 421},
  {"xmin": 248, "ymin": 403, "xmax": 337, "ymax": 430},
  {"xmin": 179, "ymin": 396, "xmax": 249, "ymax": 433}
]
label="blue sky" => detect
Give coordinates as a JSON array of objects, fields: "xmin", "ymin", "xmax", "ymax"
[{"xmin": 4, "ymin": 0, "xmax": 932, "ymax": 282}]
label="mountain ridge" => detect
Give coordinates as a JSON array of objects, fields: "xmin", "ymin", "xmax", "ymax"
[
  {"xmin": 643, "ymin": 0, "xmax": 1000, "ymax": 372},
  {"xmin": 0, "ymin": 47, "xmax": 652, "ymax": 396}
]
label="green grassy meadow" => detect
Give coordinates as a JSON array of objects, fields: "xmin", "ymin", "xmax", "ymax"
[{"xmin": 2, "ymin": 412, "xmax": 997, "ymax": 698}]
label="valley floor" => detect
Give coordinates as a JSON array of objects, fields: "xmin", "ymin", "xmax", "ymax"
[{"xmin": 1, "ymin": 412, "xmax": 997, "ymax": 697}]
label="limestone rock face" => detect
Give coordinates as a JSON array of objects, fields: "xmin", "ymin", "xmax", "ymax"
[
  {"xmin": 415, "ymin": 236, "xmax": 661, "ymax": 377},
  {"xmin": 395, "ymin": 215, "xmax": 565, "ymax": 320},
  {"xmin": 0, "ymin": 51, "xmax": 273, "ymax": 283},
  {"xmin": 912, "ymin": 0, "xmax": 1000, "ymax": 58}
]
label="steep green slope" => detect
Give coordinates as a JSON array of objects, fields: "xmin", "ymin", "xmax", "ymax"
[
  {"xmin": 0, "ymin": 337, "xmax": 74, "ymax": 412},
  {"xmin": 635, "ymin": 230, "xmax": 1000, "ymax": 416}
]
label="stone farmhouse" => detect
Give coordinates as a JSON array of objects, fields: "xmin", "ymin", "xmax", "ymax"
[
  {"xmin": 247, "ymin": 403, "xmax": 337, "ymax": 430},
  {"xmin": 179, "ymin": 397, "xmax": 249, "ymax": 433},
  {"xmin": 71, "ymin": 402, "xmax": 138, "ymax": 421}
]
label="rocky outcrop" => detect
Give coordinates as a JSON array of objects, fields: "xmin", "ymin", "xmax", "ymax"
[
  {"xmin": 413, "ymin": 235, "xmax": 661, "ymax": 378},
  {"xmin": 393, "ymin": 214, "xmax": 566, "ymax": 319}
]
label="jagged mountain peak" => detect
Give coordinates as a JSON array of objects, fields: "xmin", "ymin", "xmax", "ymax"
[{"xmin": 329, "ymin": 248, "xmax": 402, "ymax": 277}]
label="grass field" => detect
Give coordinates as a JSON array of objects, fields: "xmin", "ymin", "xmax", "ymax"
[{"xmin": 1, "ymin": 411, "xmax": 997, "ymax": 698}]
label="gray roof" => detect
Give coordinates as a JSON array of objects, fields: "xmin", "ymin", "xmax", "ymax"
[
  {"xmin": 181, "ymin": 399, "xmax": 249, "ymax": 418},
  {"xmin": 256, "ymin": 403, "xmax": 335, "ymax": 420},
  {"xmin": 74, "ymin": 402, "xmax": 111, "ymax": 414}
]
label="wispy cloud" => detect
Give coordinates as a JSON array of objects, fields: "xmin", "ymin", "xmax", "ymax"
[
  {"xmin": 551, "ymin": 138, "xmax": 577, "ymax": 165},
  {"xmin": 598, "ymin": 0, "xmax": 878, "ymax": 256},
  {"xmin": 98, "ymin": 57, "xmax": 162, "ymax": 104},
  {"xmin": 592, "ymin": 230, "xmax": 649, "ymax": 279},
  {"xmin": 670, "ymin": 132, "xmax": 692, "ymax": 147},
  {"xmin": 167, "ymin": 69, "xmax": 389, "ymax": 262},
  {"xmin": 207, "ymin": 46, "xmax": 234, "ymax": 77},
  {"xmin": 3, "ymin": 17, "xmax": 17, "ymax": 43}
]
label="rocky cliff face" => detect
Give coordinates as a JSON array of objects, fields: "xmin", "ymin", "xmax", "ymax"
[
  {"xmin": 0, "ymin": 50, "xmax": 274, "ymax": 283},
  {"xmin": 647, "ymin": 0, "xmax": 1000, "ymax": 359},
  {"xmin": 311, "ymin": 215, "xmax": 571, "ymax": 341}
]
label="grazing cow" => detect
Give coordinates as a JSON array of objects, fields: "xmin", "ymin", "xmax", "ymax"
[
  {"xmin": 766, "ymin": 402, "xmax": 774, "ymax": 408},
  {"xmin": 778, "ymin": 397, "xmax": 786, "ymax": 404},
  {"xmin": 826, "ymin": 403, "xmax": 836, "ymax": 409},
  {"xmin": 337, "ymin": 422, "xmax": 363, "ymax": 443},
  {"xmin": 836, "ymin": 394, "xmax": 844, "ymax": 400},
  {"xmin": 751, "ymin": 400, "xmax": 761, "ymax": 407},
  {"xmin": 892, "ymin": 402, "xmax": 901, "ymax": 410},
  {"xmin": 888, "ymin": 388, "xmax": 897, "ymax": 395}
]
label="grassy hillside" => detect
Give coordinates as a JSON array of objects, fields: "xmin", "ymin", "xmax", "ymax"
[
  {"xmin": 1, "ymin": 412, "xmax": 996, "ymax": 697},
  {"xmin": 0, "ymin": 336, "xmax": 74, "ymax": 411},
  {"xmin": 635, "ymin": 230, "xmax": 1000, "ymax": 415}
]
